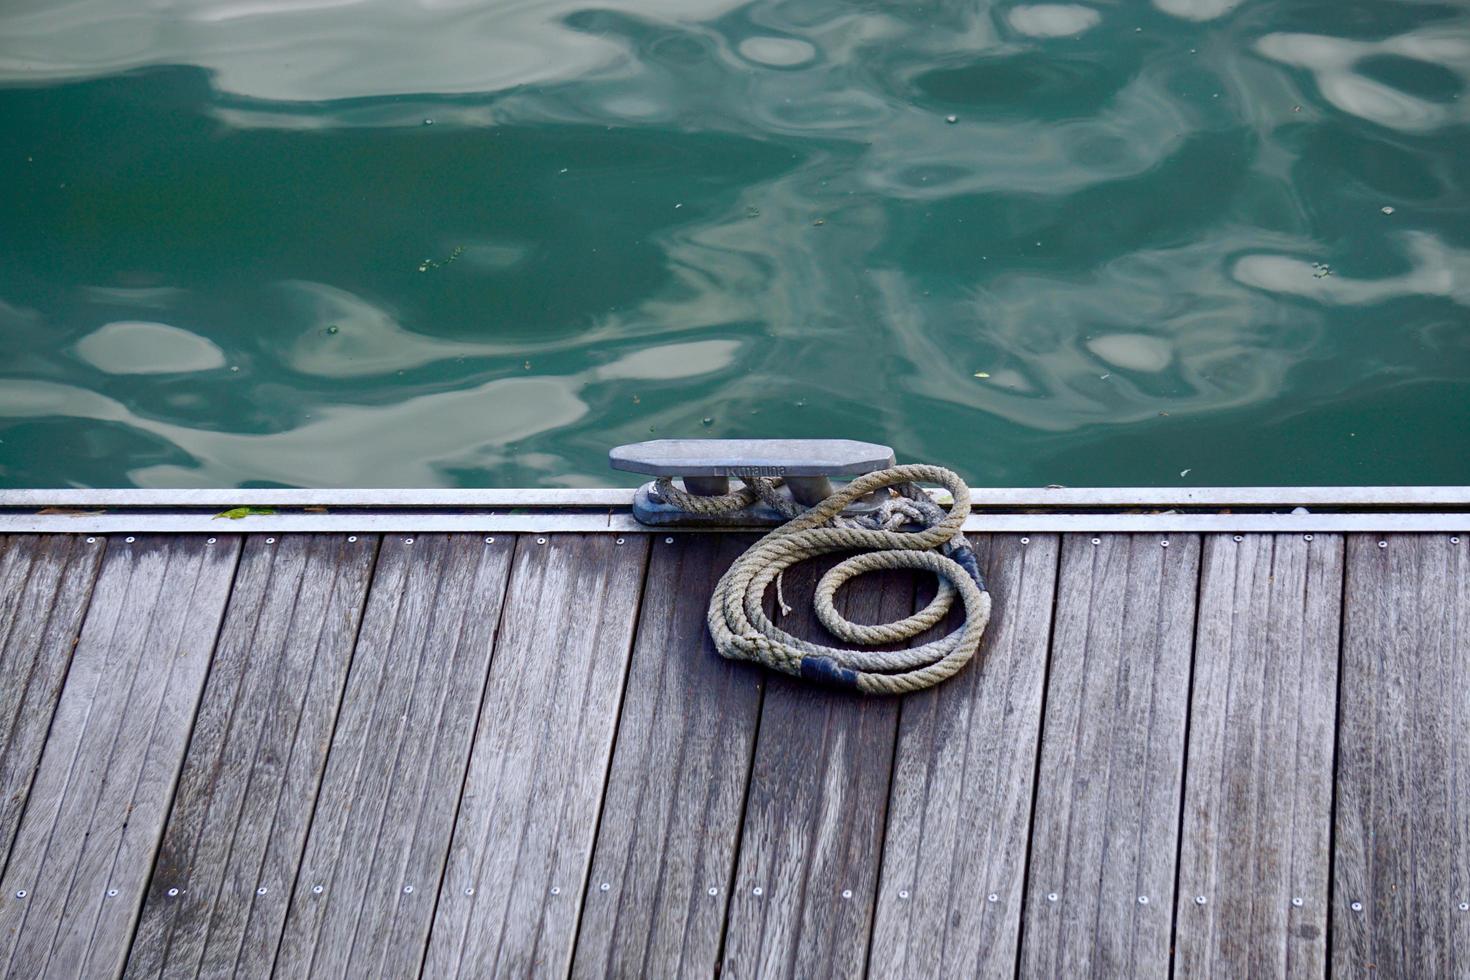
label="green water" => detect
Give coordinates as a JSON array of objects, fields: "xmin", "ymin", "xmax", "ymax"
[{"xmin": 2, "ymin": 0, "xmax": 1468, "ymax": 489}]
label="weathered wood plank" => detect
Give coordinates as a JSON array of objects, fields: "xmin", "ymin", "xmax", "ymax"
[
  {"xmin": 0, "ymin": 535, "xmax": 241, "ymax": 980},
  {"xmin": 1174, "ymin": 533, "xmax": 1343, "ymax": 978},
  {"xmin": 868, "ymin": 533, "xmax": 1061, "ymax": 978},
  {"xmin": 272, "ymin": 533, "xmax": 515, "ymax": 980},
  {"xmin": 718, "ymin": 556, "xmax": 912, "ymax": 980},
  {"xmin": 423, "ymin": 533, "xmax": 649, "ymax": 978},
  {"xmin": 0, "ymin": 536, "xmax": 106, "ymax": 867},
  {"xmin": 123, "ymin": 534, "xmax": 378, "ymax": 979},
  {"xmin": 1019, "ymin": 533, "xmax": 1200, "ymax": 979},
  {"xmin": 1334, "ymin": 533, "xmax": 1470, "ymax": 978},
  {"xmin": 571, "ymin": 534, "xmax": 763, "ymax": 979}
]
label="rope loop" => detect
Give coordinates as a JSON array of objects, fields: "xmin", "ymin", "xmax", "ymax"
[{"xmin": 701, "ymin": 464, "xmax": 991, "ymax": 694}]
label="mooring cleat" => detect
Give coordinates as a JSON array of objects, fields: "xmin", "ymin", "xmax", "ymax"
[{"xmin": 610, "ymin": 438, "xmax": 897, "ymax": 526}]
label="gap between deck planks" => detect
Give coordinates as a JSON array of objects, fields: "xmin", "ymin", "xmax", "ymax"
[{"xmin": 0, "ymin": 531, "xmax": 1467, "ymax": 979}]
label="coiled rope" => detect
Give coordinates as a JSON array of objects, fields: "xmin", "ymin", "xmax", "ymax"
[{"xmin": 655, "ymin": 464, "xmax": 991, "ymax": 694}]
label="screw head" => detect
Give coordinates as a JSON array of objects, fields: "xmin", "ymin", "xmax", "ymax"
[
  {"xmin": 14, "ymin": 890, "xmax": 26, "ymax": 899},
  {"xmin": 707, "ymin": 886, "xmax": 718, "ymax": 896},
  {"xmin": 1195, "ymin": 895, "xmax": 1207, "ymax": 905},
  {"xmin": 665, "ymin": 536, "xmax": 674, "ymax": 544},
  {"xmin": 404, "ymin": 537, "xmax": 414, "ymax": 544},
  {"xmin": 1138, "ymin": 895, "xmax": 1149, "ymax": 905},
  {"xmin": 537, "ymin": 537, "xmax": 547, "ymax": 545},
  {"xmin": 1460, "ymin": 902, "xmax": 1469, "ymax": 911},
  {"xmin": 1160, "ymin": 540, "xmax": 1169, "ymax": 548},
  {"xmin": 1378, "ymin": 540, "xmax": 1387, "ymax": 548},
  {"xmin": 257, "ymin": 886, "xmax": 268, "ymax": 895},
  {"xmin": 1304, "ymin": 534, "xmax": 1314, "ymax": 541},
  {"xmin": 403, "ymin": 885, "xmax": 414, "ymax": 894},
  {"xmin": 988, "ymin": 893, "xmax": 999, "ymax": 903},
  {"xmin": 485, "ymin": 536, "xmax": 495, "ymax": 543},
  {"xmin": 1233, "ymin": 535, "xmax": 1243, "ymax": 542},
  {"xmin": 1292, "ymin": 897, "xmax": 1303, "ymax": 907},
  {"xmin": 86, "ymin": 537, "xmax": 96, "ymax": 543},
  {"xmin": 125, "ymin": 536, "xmax": 135, "ymax": 543},
  {"xmin": 167, "ymin": 888, "xmax": 179, "ymax": 897},
  {"xmin": 465, "ymin": 887, "xmax": 475, "ymax": 896},
  {"xmin": 898, "ymin": 890, "xmax": 910, "ymax": 899},
  {"xmin": 1020, "ymin": 536, "xmax": 1030, "ymax": 545},
  {"xmin": 265, "ymin": 537, "xmax": 275, "ymax": 544},
  {"xmin": 841, "ymin": 889, "xmax": 853, "ymax": 899},
  {"xmin": 348, "ymin": 535, "xmax": 357, "ymax": 542},
  {"xmin": 753, "ymin": 887, "xmax": 764, "ymax": 896},
  {"xmin": 1452, "ymin": 536, "xmax": 1461, "ymax": 544},
  {"xmin": 550, "ymin": 886, "xmax": 561, "ymax": 896},
  {"xmin": 312, "ymin": 884, "xmax": 324, "ymax": 894},
  {"xmin": 206, "ymin": 537, "xmax": 216, "ymax": 544},
  {"xmin": 615, "ymin": 537, "xmax": 625, "ymax": 545},
  {"xmin": 107, "ymin": 888, "xmax": 119, "ymax": 897},
  {"xmin": 1351, "ymin": 901, "xmax": 1363, "ymax": 912},
  {"xmin": 1091, "ymin": 538, "xmax": 1100, "ymax": 546},
  {"xmin": 1047, "ymin": 892, "xmax": 1059, "ymax": 902},
  {"xmin": 599, "ymin": 882, "xmax": 610, "ymax": 892}
]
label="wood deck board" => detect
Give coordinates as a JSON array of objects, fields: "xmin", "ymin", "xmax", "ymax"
[
  {"xmin": 272, "ymin": 533, "xmax": 515, "ymax": 980},
  {"xmin": 0, "ymin": 529, "xmax": 1466, "ymax": 977},
  {"xmin": 1019, "ymin": 533, "xmax": 1201, "ymax": 979},
  {"xmin": 571, "ymin": 534, "xmax": 764, "ymax": 980},
  {"xmin": 1174, "ymin": 533, "xmax": 1343, "ymax": 978},
  {"xmin": 1334, "ymin": 533, "xmax": 1470, "ymax": 978},
  {"xmin": 424, "ymin": 533, "xmax": 649, "ymax": 979},
  {"xmin": 123, "ymin": 534, "xmax": 378, "ymax": 980},
  {"xmin": 717, "ymin": 556, "xmax": 912, "ymax": 980},
  {"xmin": 0, "ymin": 535, "xmax": 241, "ymax": 980},
  {"xmin": 0, "ymin": 536, "xmax": 106, "ymax": 871},
  {"xmin": 867, "ymin": 533, "xmax": 1061, "ymax": 978}
]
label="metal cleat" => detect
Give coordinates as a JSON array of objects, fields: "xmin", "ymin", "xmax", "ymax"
[{"xmin": 610, "ymin": 438, "xmax": 896, "ymax": 526}]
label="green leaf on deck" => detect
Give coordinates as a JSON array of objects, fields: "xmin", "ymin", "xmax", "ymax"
[{"xmin": 213, "ymin": 506, "xmax": 277, "ymax": 520}]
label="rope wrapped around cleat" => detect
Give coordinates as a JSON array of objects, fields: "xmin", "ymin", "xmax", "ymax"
[{"xmin": 658, "ymin": 465, "xmax": 991, "ymax": 694}]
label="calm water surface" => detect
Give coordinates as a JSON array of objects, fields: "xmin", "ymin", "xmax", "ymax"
[{"xmin": 2, "ymin": 0, "xmax": 1468, "ymax": 488}]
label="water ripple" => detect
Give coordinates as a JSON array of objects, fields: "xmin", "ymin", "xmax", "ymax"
[{"xmin": 1, "ymin": 0, "xmax": 1468, "ymax": 487}]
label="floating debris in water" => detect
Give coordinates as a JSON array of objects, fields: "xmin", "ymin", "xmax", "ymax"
[
  {"xmin": 325, "ymin": 324, "xmax": 340, "ymax": 334},
  {"xmin": 674, "ymin": 202, "xmax": 683, "ymax": 209},
  {"xmin": 423, "ymin": 118, "xmax": 434, "ymax": 126},
  {"xmin": 812, "ymin": 217, "xmax": 825, "ymax": 226},
  {"xmin": 745, "ymin": 205, "xmax": 761, "ymax": 218},
  {"xmin": 1180, "ymin": 468, "xmax": 1192, "ymax": 478},
  {"xmin": 1381, "ymin": 206, "xmax": 1395, "ymax": 215},
  {"xmin": 702, "ymin": 417, "xmax": 713, "ymax": 426},
  {"xmin": 974, "ymin": 372, "xmax": 991, "ymax": 378},
  {"xmin": 1292, "ymin": 105, "xmax": 1302, "ymax": 112},
  {"xmin": 945, "ymin": 114, "xmax": 958, "ymax": 124},
  {"xmin": 417, "ymin": 245, "xmax": 465, "ymax": 272},
  {"xmin": 1099, "ymin": 373, "xmax": 1111, "ymax": 380},
  {"xmin": 1312, "ymin": 262, "xmax": 1332, "ymax": 279}
]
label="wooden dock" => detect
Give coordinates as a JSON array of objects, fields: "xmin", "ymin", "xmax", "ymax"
[{"xmin": 0, "ymin": 525, "xmax": 1467, "ymax": 977}]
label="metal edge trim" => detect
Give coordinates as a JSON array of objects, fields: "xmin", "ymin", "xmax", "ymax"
[
  {"xmin": 2, "ymin": 485, "xmax": 1469, "ymax": 509},
  {"xmin": 2, "ymin": 513, "xmax": 1466, "ymax": 534}
]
